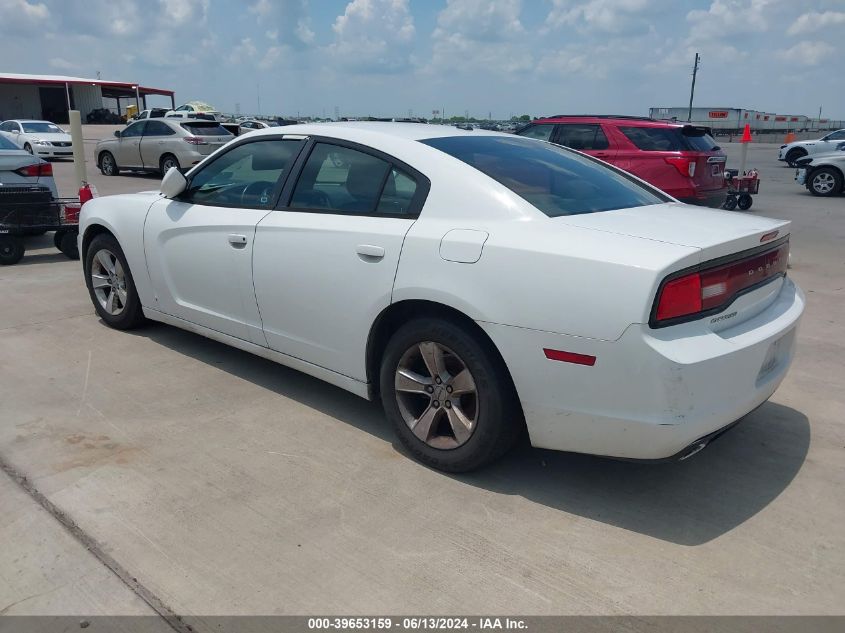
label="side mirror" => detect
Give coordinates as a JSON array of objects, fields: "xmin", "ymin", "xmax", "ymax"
[
  {"xmin": 160, "ymin": 166, "xmax": 188, "ymax": 199},
  {"xmin": 114, "ymin": 130, "xmax": 121, "ymax": 138}
]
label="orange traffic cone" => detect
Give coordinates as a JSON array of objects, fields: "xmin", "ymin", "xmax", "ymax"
[
  {"xmin": 740, "ymin": 123, "xmax": 752, "ymax": 143},
  {"xmin": 784, "ymin": 132, "xmax": 796, "ymax": 144}
]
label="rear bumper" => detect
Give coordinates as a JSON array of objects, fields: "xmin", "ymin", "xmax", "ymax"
[
  {"xmin": 480, "ymin": 277, "xmax": 805, "ymax": 460},
  {"xmin": 676, "ymin": 188, "xmax": 728, "ymax": 208}
]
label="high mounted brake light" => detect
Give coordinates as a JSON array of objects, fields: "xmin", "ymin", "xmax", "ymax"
[{"xmin": 651, "ymin": 238, "xmax": 789, "ymax": 328}]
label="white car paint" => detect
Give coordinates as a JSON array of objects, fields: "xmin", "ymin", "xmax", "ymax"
[
  {"xmin": 778, "ymin": 129, "xmax": 845, "ymax": 163},
  {"xmin": 79, "ymin": 122, "xmax": 804, "ymax": 462},
  {"xmin": 0, "ymin": 119, "xmax": 74, "ymax": 158}
]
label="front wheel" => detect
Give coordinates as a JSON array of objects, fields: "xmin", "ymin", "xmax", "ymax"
[
  {"xmin": 785, "ymin": 149, "xmax": 807, "ymax": 168},
  {"xmin": 100, "ymin": 152, "xmax": 118, "ymax": 176},
  {"xmin": 84, "ymin": 234, "xmax": 146, "ymax": 329},
  {"xmin": 807, "ymin": 168, "xmax": 843, "ymax": 197},
  {"xmin": 23, "ymin": 143, "xmax": 33, "ymax": 154},
  {"xmin": 380, "ymin": 318, "xmax": 522, "ymax": 472},
  {"xmin": 723, "ymin": 195, "xmax": 738, "ymax": 210}
]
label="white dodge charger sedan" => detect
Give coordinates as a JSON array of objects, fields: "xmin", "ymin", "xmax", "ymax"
[{"xmin": 78, "ymin": 123, "xmax": 804, "ymax": 471}]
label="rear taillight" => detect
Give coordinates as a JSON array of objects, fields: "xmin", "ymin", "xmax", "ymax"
[
  {"xmin": 664, "ymin": 156, "xmax": 696, "ymax": 178},
  {"xmin": 652, "ymin": 239, "xmax": 789, "ymax": 327},
  {"xmin": 183, "ymin": 136, "xmax": 208, "ymax": 145},
  {"xmin": 14, "ymin": 163, "xmax": 52, "ymax": 177}
]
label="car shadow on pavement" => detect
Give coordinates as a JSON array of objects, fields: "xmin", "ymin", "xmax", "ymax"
[
  {"xmin": 456, "ymin": 402, "xmax": 810, "ymax": 546},
  {"xmin": 130, "ymin": 321, "xmax": 809, "ymax": 547}
]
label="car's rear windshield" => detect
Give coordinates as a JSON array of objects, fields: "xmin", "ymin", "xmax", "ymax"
[
  {"xmin": 0, "ymin": 135, "xmax": 21, "ymax": 150},
  {"xmin": 619, "ymin": 125, "xmax": 720, "ymax": 152},
  {"xmin": 180, "ymin": 122, "xmax": 232, "ymax": 136},
  {"xmin": 22, "ymin": 122, "xmax": 63, "ymax": 134},
  {"xmin": 421, "ymin": 135, "xmax": 666, "ymax": 217}
]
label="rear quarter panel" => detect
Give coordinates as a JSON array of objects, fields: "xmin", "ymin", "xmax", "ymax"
[{"xmin": 393, "ymin": 213, "xmax": 700, "ymax": 342}]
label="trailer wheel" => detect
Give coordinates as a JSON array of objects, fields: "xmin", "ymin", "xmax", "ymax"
[
  {"xmin": 737, "ymin": 194, "xmax": 753, "ymax": 210},
  {"xmin": 0, "ymin": 235, "xmax": 25, "ymax": 265},
  {"xmin": 722, "ymin": 195, "xmax": 737, "ymax": 210},
  {"xmin": 58, "ymin": 230, "xmax": 79, "ymax": 260}
]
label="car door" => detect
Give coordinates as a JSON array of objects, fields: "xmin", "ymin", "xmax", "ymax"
[
  {"xmin": 144, "ymin": 137, "xmax": 305, "ymax": 344},
  {"xmin": 253, "ymin": 139, "xmax": 428, "ymax": 381},
  {"xmin": 139, "ymin": 120, "xmax": 177, "ymax": 170},
  {"xmin": 553, "ymin": 123, "xmax": 617, "ymax": 163},
  {"xmin": 116, "ymin": 121, "xmax": 145, "ymax": 168}
]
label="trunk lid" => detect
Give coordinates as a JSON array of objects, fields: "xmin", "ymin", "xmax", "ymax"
[{"xmin": 554, "ymin": 202, "xmax": 790, "ymax": 261}]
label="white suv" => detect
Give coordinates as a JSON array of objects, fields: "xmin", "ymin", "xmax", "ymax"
[{"xmin": 779, "ymin": 129, "xmax": 845, "ymax": 167}]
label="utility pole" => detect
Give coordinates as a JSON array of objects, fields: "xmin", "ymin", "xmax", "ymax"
[
  {"xmin": 257, "ymin": 83, "xmax": 261, "ymax": 116},
  {"xmin": 687, "ymin": 52, "xmax": 700, "ymax": 122}
]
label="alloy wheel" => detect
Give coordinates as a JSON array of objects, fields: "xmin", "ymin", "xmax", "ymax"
[
  {"xmin": 90, "ymin": 249, "xmax": 127, "ymax": 315},
  {"xmin": 812, "ymin": 172, "xmax": 835, "ymax": 194},
  {"xmin": 394, "ymin": 341, "xmax": 479, "ymax": 450}
]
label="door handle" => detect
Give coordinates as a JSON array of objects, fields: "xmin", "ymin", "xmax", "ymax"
[
  {"xmin": 356, "ymin": 244, "xmax": 385, "ymax": 260},
  {"xmin": 228, "ymin": 234, "xmax": 248, "ymax": 248}
]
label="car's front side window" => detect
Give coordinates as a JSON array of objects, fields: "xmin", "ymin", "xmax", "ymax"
[
  {"xmin": 555, "ymin": 124, "xmax": 609, "ymax": 151},
  {"xmin": 182, "ymin": 139, "xmax": 302, "ymax": 209},
  {"xmin": 289, "ymin": 143, "xmax": 393, "ymax": 214},
  {"xmin": 121, "ymin": 122, "xmax": 146, "ymax": 138}
]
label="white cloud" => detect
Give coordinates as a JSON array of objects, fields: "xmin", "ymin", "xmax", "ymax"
[
  {"xmin": 0, "ymin": 0, "xmax": 48, "ymax": 23},
  {"xmin": 328, "ymin": 0, "xmax": 416, "ymax": 72},
  {"xmin": 787, "ymin": 11, "xmax": 845, "ymax": 35},
  {"xmin": 49, "ymin": 57, "xmax": 80, "ymax": 71},
  {"xmin": 429, "ymin": 0, "xmax": 532, "ymax": 75},
  {"xmin": 686, "ymin": 0, "xmax": 774, "ymax": 41},
  {"xmin": 248, "ymin": 0, "xmax": 273, "ymax": 18},
  {"xmin": 776, "ymin": 40, "xmax": 835, "ymax": 66},
  {"xmin": 229, "ymin": 38, "xmax": 259, "ymax": 65},
  {"xmin": 545, "ymin": 0, "xmax": 655, "ymax": 34}
]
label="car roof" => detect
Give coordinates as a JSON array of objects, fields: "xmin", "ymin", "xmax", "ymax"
[
  {"xmin": 9, "ymin": 119, "xmax": 56, "ymax": 124},
  {"xmin": 245, "ymin": 121, "xmax": 507, "ymax": 142},
  {"xmin": 533, "ymin": 115, "xmax": 683, "ymax": 128}
]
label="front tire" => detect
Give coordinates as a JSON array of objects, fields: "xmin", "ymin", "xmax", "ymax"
[
  {"xmin": 807, "ymin": 167, "xmax": 843, "ymax": 197},
  {"xmin": 99, "ymin": 151, "xmax": 118, "ymax": 176},
  {"xmin": 380, "ymin": 318, "xmax": 522, "ymax": 472},
  {"xmin": 785, "ymin": 148, "xmax": 807, "ymax": 168},
  {"xmin": 84, "ymin": 234, "xmax": 145, "ymax": 329},
  {"xmin": 23, "ymin": 143, "xmax": 33, "ymax": 154}
]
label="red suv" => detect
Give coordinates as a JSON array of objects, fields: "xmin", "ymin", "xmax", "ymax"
[{"xmin": 516, "ymin": 116, "xmax": 728, "ymax": 207}]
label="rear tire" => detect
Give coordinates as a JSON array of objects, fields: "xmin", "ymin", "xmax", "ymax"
[
  {"xmin": 0, "ymin": 235, "xmax": 25, "ymax": 265},
  {"xmin": 379, "ymin": 317, "xmax": 522, "ymax": 472},
  {"xmin": 785, "ymin": 148, "xmax": 807, "ymax": 168},
  {"xmin": 84, "ymin": 234, "xmax": 146, "ymax": 329},
  {"xmin": 737, "ymin": 194, "xmax": 753, "ymax": 210},
  {"xmin": 723, "ymin": 195, "xmax": 738, "ymax": 210},
  {"xmin": 160, "ymin": 154, "xmax": 180, "ymax": 175},
  {"xmin": 99, "ymin": 151, "xmax": 118, "ymax": 176},
  {"xmin": 807, "ymin": 167, "xmax": 843, "ymax": 197}
]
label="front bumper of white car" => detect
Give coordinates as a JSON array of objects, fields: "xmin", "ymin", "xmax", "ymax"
[
  {"xmin": 32, "ymin": 142, "xmax": 73, "ymax": 157},
  {"xmin": 481, "ymin": 276, "xmax": 805, "ymax": 461}
]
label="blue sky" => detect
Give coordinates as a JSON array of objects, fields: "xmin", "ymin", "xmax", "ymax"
[{"xmin": 1, "ymin": 0, "xmax": 843, "ymax": 119}]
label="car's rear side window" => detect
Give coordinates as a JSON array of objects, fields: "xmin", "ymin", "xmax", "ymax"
[
  {"xmin": 517, "ymin": 124, "xmax": 556, "ymax": 141},
  {"xmin": 421, "ymin": 135, "xmax": 666, "ymax": 217},
  {"xmin": 181, "ymin": 122, "xmax": 231, "ymax": 136},
  {"xmin": 618, "ymin": 126, "xmax": 687, "ymax": 151}
]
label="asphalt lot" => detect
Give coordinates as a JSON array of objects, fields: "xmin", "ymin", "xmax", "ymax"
[{"xmin": 1, "ymin": 130, "xmax": 843, "ymax": 618}]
